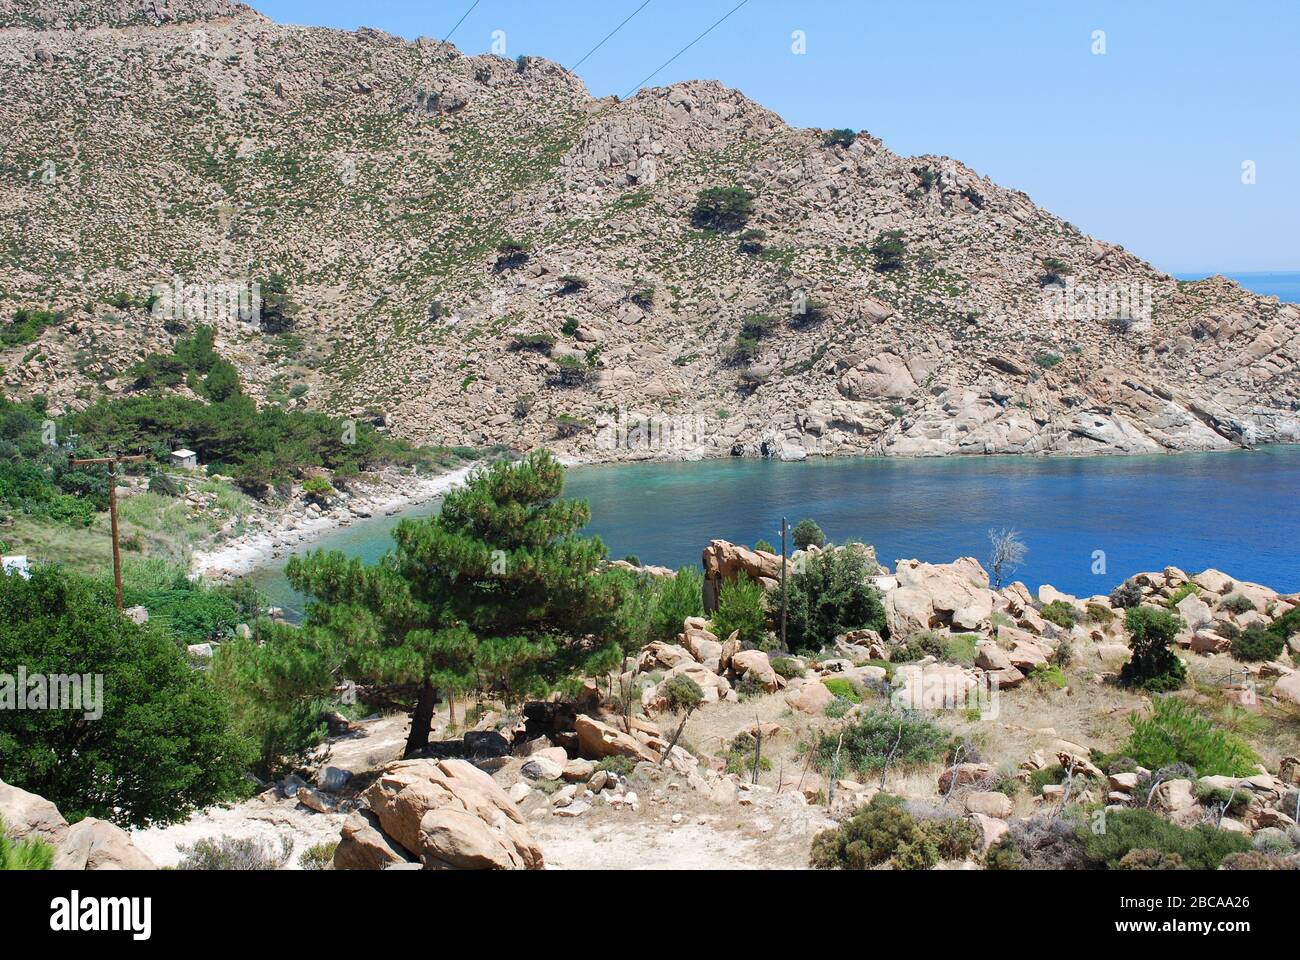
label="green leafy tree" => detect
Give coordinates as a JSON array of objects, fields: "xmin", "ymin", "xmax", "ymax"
[
  {"xmin": 1118, "ymin": 607, "xmax": 1186, "ymax": 691},
  {"xmin": 259, "ymin": 273, "xmax": 299, "ymax": 333},
  {"xmin": 870, "ymin": 230, "xmax": 908, "ymax": 272},
  {"xmin": 787, "ymin": 548, "xmax": 887, "ymax": 653},
  {"xmin": 0, "ymin": 566, "xmax": 254, "ymax": 828},
  {"xmin": 792, "ymin": 518, "xmax": 826, "ymax": 550}
]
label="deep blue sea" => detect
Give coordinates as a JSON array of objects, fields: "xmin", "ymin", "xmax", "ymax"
[
  {"xmin": 251, "ymin": 446, "xmax": 1300, "ymax": 618},
  {"xmin": 1175, "ymin": 271, "xmax": 1299, "ymax": 302}
]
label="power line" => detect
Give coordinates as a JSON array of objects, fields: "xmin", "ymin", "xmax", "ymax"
[
  {"xmin": 622, "ymin": 0, "xmax": 749, "ymax": 100},
  {"xmin": 572, "ymin": 0, "xmax": 654, "ymax": 71},
  {"xmin": 443, "ymin": 0, "xmax": 482, "ymax": 43}
]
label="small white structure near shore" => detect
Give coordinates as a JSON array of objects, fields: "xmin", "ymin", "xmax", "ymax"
[{"xmin": 171, "ymin": 448, "xmax": 198, "ymax": 469}]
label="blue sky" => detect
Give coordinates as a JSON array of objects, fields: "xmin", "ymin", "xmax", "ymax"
[{"xmin": 253, "ymin": 0, "xmax": 1298, "ymax": 273}]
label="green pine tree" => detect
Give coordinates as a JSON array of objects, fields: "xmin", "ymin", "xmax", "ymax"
[{"xmin": 286, "ymin": 450, "xmax": 628, "ymax": 757}]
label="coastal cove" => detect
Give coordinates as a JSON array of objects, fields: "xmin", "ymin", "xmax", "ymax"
[{"xmin": 247, "ymin": 446, "xmax": 1300, "ymax": 619}]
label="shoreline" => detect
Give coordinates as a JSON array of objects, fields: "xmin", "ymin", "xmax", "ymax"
[{"xmin": 190, "ymin": 463, "xmax": 479, "ymax": 580}]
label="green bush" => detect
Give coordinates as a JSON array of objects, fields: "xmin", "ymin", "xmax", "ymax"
[
  {"xmin": 690, "ymin": 186, "xmax": 753, "ymax": 232},
  {"xmin": 710, "ymin": 577, "xmax": 768, "ymax": 647},
  {"xmin": 662, "ymin": 674, "xmax": 704, "ymax": 714},
  {"xmin": 1078, "ymin": 809, "xmax": 1249, "ymax": 870},
  {"xmin": 1118, "ymin": 607, "xmax": 1186, "ymax": 691},
  {"xmin": 1040, "ymin": 600, "xmax": 1078, "ymax": 628},
  {"xmin": 786, "ymin": 547, "xmax": 887, "ymax": 653},
  {"xmin": 816, "ymin": 709, "xmax": 949, "ymax": 777},
  {"xmin": 1085, "ymin": 602, "xmax": 1114, "ymax": 625},
  {"xmin": 985, "ymin": 836, "xmax": 1024, "ymax": 870},
  {"xmin": 299, "ymin": 841, "xmax": 338, "ymax": 870},
  {"xmin": 870, "ymin": 230, "xmax": 907, "ymax": 272},
  {"xmin": 1220, "ymin": 594, "xmax": 1256, "ymax": 615},
  {"xmin": 1115, "ymin": 848, "xmax": 1188, "ymax": 870},
  {"xmin": 1232, "ymin": 623, "xmax": 1284, "ymax": 663},
  {"xmin": 822, "ymin": 128, "xmax": 856, "ymax": 147},
  {"xmin": 810, "ymin": 794, "xmax": 976, "ymax": 870},
  {"xmin": 596, "ymin": 755, "xmax": 635, "ymax": 777},
  {"xmin": 770, "ymin": 657, "xmax": 805, "ymax": 680},
  {"xmin": 1121, "ymin": 697, "xmax": 1260, "ymax": 777}
]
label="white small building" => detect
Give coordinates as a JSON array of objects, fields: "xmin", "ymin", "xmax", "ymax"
[
  {"xmin": 170, "ymin": 448, "xmax": 198, "ymax": 469},
  {"xmin": 2, "ymin": 555, "xmax": 31, "ymax": 579}
]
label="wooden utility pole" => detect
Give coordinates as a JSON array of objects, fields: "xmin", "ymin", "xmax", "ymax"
[
  {"xmin": 780, "ymin": 516, "xmax": 788, "ymax": 651},
  {"xmin": 71, "ymin": 453, "xmax": 147, "ymax": 609}
]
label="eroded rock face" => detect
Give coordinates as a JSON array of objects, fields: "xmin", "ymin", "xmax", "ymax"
[
  {"xmin": 574, "ymin": 714, "xmax": 659, "ymax": 764},
  {"xmin": 335, "ymin": 758, "xmax": 544, "ymax": 870}
]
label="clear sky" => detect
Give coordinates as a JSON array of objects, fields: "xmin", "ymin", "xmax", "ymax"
[{"xmin": 251, "ymin": 0, "xmax": 1298, "ymax": 273}]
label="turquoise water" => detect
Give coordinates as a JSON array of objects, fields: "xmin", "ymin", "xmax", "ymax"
[
  {"xmin": 1175, "ymin": 271, "xmax": 1299, "ymax": 302},
  {"xmin": 250, "ymin": 446, "xmax": 1300, "ymax": 618}
]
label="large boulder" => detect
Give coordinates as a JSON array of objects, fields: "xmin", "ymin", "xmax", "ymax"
[
  {"xmin": 837, "ymin": 351, "xmax": 917, "ymax": 400},
  {"xmin": 889, "ymin": 558, "xmax": 995, "ymax": 633},
  {"xmin": 784, "ymin": 677, "xmax": 834, "ymax": 715},
  {"xmin": 730, "ymin": 650, "xmax": 786, "ymax": 692},
  {"xmin": 574, "ymin": 714, "xmax": 659, "ymax": 763},
  {"xmin": 0, "ymin": 778, "xmax": 69, "ymax": 846},
  {"xmin": 334, "ymin": 810, "xmax": 417, "ymax": 870},
  {"xmin": 54, "ymin": 819, "xmax": 155, "ymax": 870},
  {"xmin": 701, "ymin": 540, "xmax": 782, "ymax": 609},
  {"xmin": 339, "ymin": 758, "xmax": 544, "ymax": 870}
]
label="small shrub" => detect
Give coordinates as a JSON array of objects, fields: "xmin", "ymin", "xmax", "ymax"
[
  {"xmin": 298, "ymin": 841, "xmax": 337, "ymax": 870},
  {"xmin": 1029, "ymin": 663, "xmax": 1068, "ymax": 689},
  {"xmin": 1085, "ymin": 602, "xmax": 1114, "ymax": 625},
  {"xmin": 1231, "ymin": 623, "xmax": 1284, "ymax": 663},
  {"xmin": 0, "ymin": 817, "xmax": 54, "ymax": 870},
  {"xmin": 724, "ymin": 733, "xmax": 772, "ymax": 777},
  {"xmin": 753, "ymin": 538, "xmax": 775, "ymax": 553},
  {"xmin": 1115, "ymin": 848, "xmax": 1187, "ymax": 870},
  {"xmin": 1221, "ymin": 594, "xmax": 1256, "ymax": 615},
  {"xmin": 870, "ymin": 230, "xmax": 907, "ymax": 272},
  {"xmin": 1165, "ymin": 583, "xmax": 1200, "ymax": 609},
  {"xmin": 1078, "ymin": 809, "xmax": 1249, "ymax": 870},
  {"xmin": 822, "ymin": 128, "xmax": 856, "ymax": 147},
  {"xmin": 1039, "ymin": 600, "xmax": 1078, "ymax": 628},
  {"xmin": 1109, "ymin": 580, "xmax": 1144, "ymax": 609},
  {"xmin": 1122, "ymin": 697, "xmax": 1260, "ymax": 777},
  {"xmin": 770, "ymin": 657, "xmax": 805, "ymax": 680},
  {"xmin": 809, "ymin": 794, "xmax": 934, "ymax": 869},
  {"xmin": 786, "ymin": 547, "xmax": 887, "ymax": 653},
  {"xmin": 735, "ymin": 674, "xmax": 766, "ymax": 701},
  {"xmin": 662, "ymin": 674, "xmax": 704, "ymax": 714},
  {"xmin": 556, "ymin": 275, "xmax": 588, "ymax": 295},
  {"xmin": 595, "ymin": 755, "xmax": 635, "ymax": 778},
  {"xmin": 176, "ymin": 834, "xmax": 294, "ymax": 870},
  {"xmin": 985, "ymin": 836, "xmax": 1023, "ymax": 870},
  {"xmin": 1219, "ymin": 851, "xmax": 1295, "ymax": 870},
  {"xmin": 816, "ymin": 709, "xmax": 949, "ymax": 777}
]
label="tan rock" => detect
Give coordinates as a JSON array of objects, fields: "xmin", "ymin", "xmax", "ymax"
[
  {"xmin": 574, "ymin": 714, "xmax": 659, "ymax": 763},
  {"xmin": 964, "ymin": 791, "xmax": 1012, "ymax": 819},
  {"xmin": 730, "ymin": 649, "xmax": 786, "ymax": 692},
  {"xmin": 334, "ymin": 809, "xmax": 417, "ymax": 870},
  {"xmin": 54, "ymin": 818, "xmax": 155, "ymax": 870},
  {"xmin": 0, "ymin": 778, "xmax": 69, "ymax": 847},
  {"xmin": 784, "ymin": 677, "xmax": 833, "ymax": 715}
]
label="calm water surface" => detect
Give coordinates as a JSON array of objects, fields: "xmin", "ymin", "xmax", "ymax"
[{"xmin": 251, "ymin": 446, "xmax": 1300, "ymax": 618}]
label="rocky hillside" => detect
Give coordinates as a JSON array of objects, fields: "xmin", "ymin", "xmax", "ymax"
[{"xmin": 2, "ymin": 0, "xmax": 1297, "ymax": 460}]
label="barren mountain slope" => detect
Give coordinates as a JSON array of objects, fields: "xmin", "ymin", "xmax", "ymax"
[{"xmin": 2, "ymin": 0, "xmax": 1296, "ymax": 460}]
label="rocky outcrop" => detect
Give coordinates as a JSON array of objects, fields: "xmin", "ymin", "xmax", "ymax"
[
  {"xmin": 334, "ymin": 758, "xmax": 544, "ymax": 870},
  {"xmin": 0, "ymin": 778, "xmax": 155, "ymax": 869}
]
